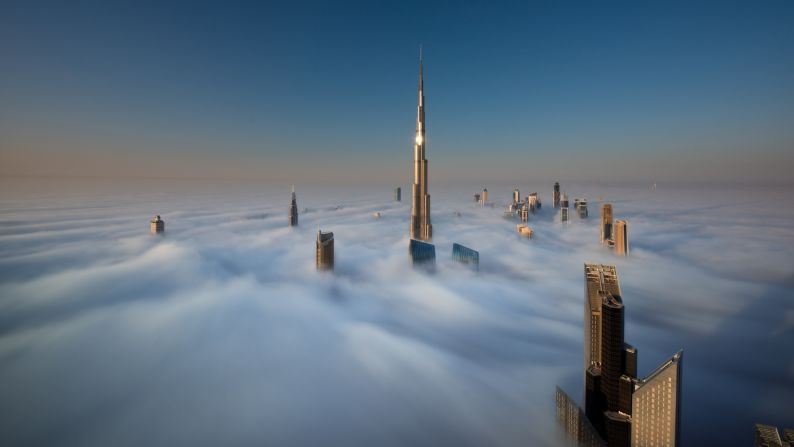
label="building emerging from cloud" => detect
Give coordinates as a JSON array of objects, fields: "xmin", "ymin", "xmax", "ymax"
[
  {"xmin": 410, "ymin": 49, "xmax": 432, "ymax": 242},
  {"xmin": 289, "ymin": 186, "xmax": 298, "ymax": 227},
  {"xmin": 452, "ymin": 243, "xmax": 479, "ymax": 270},
  {"xmin": 316, "ymin": 230, "xmax": 334, "ymax": 271},
  {"xmin": 409, "ymin": 238, "xmax": 436, "ymax": 268},
  {"xmin": 556, "ymin": 264, "xmax": 683, "ymax": 447},
  {"xmin": 150, "ymin": 215, "xmax": 165, "ymax": 234}
]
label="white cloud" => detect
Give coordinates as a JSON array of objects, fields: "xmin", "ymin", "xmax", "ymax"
[{"xmin": 0, "ymin": 180, "xmax": 791, "ymax": 446}]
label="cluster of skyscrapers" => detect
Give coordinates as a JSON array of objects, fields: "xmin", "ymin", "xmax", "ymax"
[{"xmin": 556, "ymin": 264, "xmax": 683, "ymax": 447}]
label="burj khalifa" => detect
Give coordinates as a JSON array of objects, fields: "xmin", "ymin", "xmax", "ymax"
[{"xmin": 410, "ymin": 48, "xmax": 432, "ymax": 241}]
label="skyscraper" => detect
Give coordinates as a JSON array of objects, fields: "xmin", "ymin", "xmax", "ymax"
[
  {"xmin": 316, "ymin": 230, "xmax": 334, "ymax": 271},
  {"xmin": 601, "ymin": 204, "xmax": 613, "ymax": 244},
  {"xmin": 150, "ymin": 215, "xmax": 165, "ymax": 234},
  {"xmin": 581, "ymin": 264, "xmax": 683, "ymax": 447},
  {"xmin": 394, "ymin": 187, "xmax": 401, "ymax": 202},
  {"xmin": 410, "ymin": 48, "xmax": 432, "ymax": 241},
  {"xmin": 561, "ymin": 192, "xmax": 569, "ymax": 209},
  {"xmin": 452, "ymin": 243, "xmax": 479, "ymax": 269},
  {"xmin": 584, "ymin": 264, "xmax": 622, "ymax": 372},
  {"xmin": 513, "ymin": 188, "xmax": 521, "ymax": 205},
  {"xmin": 556, "ymin": 386, "xmax": 607, "ymax": 447},
  {"xmin": 409, "ymin": 238, "xmax": 436, "ymax": 267},
  {"xmin": 614, "ymin": 220, "xmax": 629, "ymax": 255},
  {"xmin": 481, "ymin": 188, "xmax": 489, "ymax": 206},
  {"xmin": 288, "ymin": 186, "xmax": 298, "ymax": 226},
  {"xmin": 561, "ymin": 207, "xmax": 569, "ymax": 222},
  {"xmin": 578, "ymin": 199, "xmax": 589, "ymax": 218},
  {"xmin": 632, "ymin": 351, "xmax": 683, "ymax": 447},
  {"xmin": 553, "ymin": 182, "xmax": 561, "ymax": 208}
]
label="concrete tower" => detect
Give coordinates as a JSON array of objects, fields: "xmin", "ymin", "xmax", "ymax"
[
  {"xmin": 614, "ymin": 220, "xmax": 629, "ymax": 255},
  {"xmin": 410, "ymin": 47, "xmax": 432, "ymax": 241}
]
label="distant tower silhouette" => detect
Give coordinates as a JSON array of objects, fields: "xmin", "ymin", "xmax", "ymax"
[
  {"xmin": 288, "ymin": 186, "xmax": 298, "ymax": 226},
  {"xmin": 601, "ymin": 204, "xmax": 613, "ymax": 244},
  {"xmin": 316, "ymin": 230, "xmax": 334, "ymax": 271},
  {"xmin": 553, "ymin": 182, "xmax": 561, "ymax": 208},
  {"xmin": 150, "ymin": 215, "xmax": 165, "ymax": 234}
]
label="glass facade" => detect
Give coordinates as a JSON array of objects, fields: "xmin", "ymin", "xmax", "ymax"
[
  {"xmin": 452, "ymin": 243, "xmax": 479, "ymax": 269},
  {"xmin": 409, "ymin": 238, "xmax": 436, "ymax": 268}
]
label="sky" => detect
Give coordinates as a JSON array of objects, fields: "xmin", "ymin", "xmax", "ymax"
[
  {"xmin": 1, "ymin": 0, "xmax": 794, "ymax": 184},
  {"xmin": 0, "ymin": 179, "xmax": 792, "ymax": 446}
]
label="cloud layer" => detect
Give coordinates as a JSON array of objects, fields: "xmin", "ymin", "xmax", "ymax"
[{"xmin": 0, "ymin": 179, "xmax": 792, "ymax": 446}]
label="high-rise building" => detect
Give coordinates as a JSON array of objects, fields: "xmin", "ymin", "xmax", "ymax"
[
  {"xmin": 520, "ymin": 204, "xmax": 529, "ymax": 222},
  {"xmin": 614, "ymin": 220, "xmax": 629, "ymax": 255},
  {"xmin": 556, "ymin": 386, "xmax": 607, "ymax": 447},
  {"xmin": 561, "ymin": 192, "xmax": 569, "ymax": 209},
  {"xmin": 561, "ymin": 207, "xmax": 569, "ymax": 222},
  {"xmin": 584, "ymin": 264, "xmax": 622, "ymax": 373},
  {"xmin": 513, "ymin": 188, "xmax": 521, "ymax": 205},
  {"xmin": 581, "ymin": 264, "xmax": 683, "ymax": 447},
  {"xmin": 601, "ymin": 204, "xmax": 613, "ymax": 244},
  {"xmin": 517, "ymin": 224, "xmax": 533, "ymax": 238},
  {"xmin": 481, "ymin": 188, "xmax": 489, "ymax": 206},
  {"xmin": 578, "ymin": 199, "xmax": 589, "ymax": 218},
  {"xmin": 394, "ymin": 187, "xmax": 401, "ymax": 202},
  {"xmin": 452, "ymin": 243, "xmax": 479, "ymax": 269},
  {"xmin": 754, "ymin": 425, "xmax": 794, "ymax": 447},
  {"xmin": 474, "ymin": 193, "xmax": 481, "ymax": 203},
  {"xmin": 316, "ymin": 230, "xmax": 334, "ymax": 271},
  {"xmin": 409, "ymin": 238, "xmax": 436, "ymax": 267},
  {"xmin": 554, "ymin": 182, "xmax": 561, "ymax": 208},
  {"xmin": 631, "ymin": 351, "xmax": 683, "ymax": 447},
  {"xmin": 288, "ymin": 186, "xmax": 299, "ymax": 226},
  {"xmin": 150, "ymin": 215, "xmax": 165, "ymax": 234},
  {"xmin": 410, "ymin": 48, "xmax": 432, "ymax": 241},
  {"xmin": 528, "ymin": 193, "xmax": 539, "ymax": 212}
]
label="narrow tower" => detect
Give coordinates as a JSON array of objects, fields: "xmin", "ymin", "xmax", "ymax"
[
  {"xmin": 288, "ymin": 185, "xmax": 298, "ymax": 226},
  {"xmin": 410, "ymin": 47, "xmax": 432, "ymax": 241}
]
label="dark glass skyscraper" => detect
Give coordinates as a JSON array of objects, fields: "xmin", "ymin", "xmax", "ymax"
[
  {"xmin": 288, "ymin": 186, "xmax": 298, "ymax": 226},
  {"xmin": 452, "ymin": 243, "xmax": 479, "ymax": 269},
  {"xmin": 409, "ymin": 238, "xmax": 436, "ymax": 268}
]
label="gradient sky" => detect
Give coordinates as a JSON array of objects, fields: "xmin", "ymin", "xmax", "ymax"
[{"xmin": 1, "ymin": 0, "xmax": 793, "ymax": 184}]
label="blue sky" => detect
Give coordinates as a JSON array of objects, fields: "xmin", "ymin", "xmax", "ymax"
[{"xmin": 1, "ymin": 0, "xmax": 793, "ymax": 183}]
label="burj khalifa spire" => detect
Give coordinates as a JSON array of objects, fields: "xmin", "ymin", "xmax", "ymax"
[{"xmin": 410, "ymin": 46, "xmax": 432, "ymax": 241}]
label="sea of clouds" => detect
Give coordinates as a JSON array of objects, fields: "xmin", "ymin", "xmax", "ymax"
[{"xmin": 0, "ymin": 178, "xmax": 792, "ymax": 446}]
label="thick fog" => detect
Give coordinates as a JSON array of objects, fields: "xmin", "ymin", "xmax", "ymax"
[{"xmin": 0, "ymin": 179, "xmax": 792, "ymax": 446}]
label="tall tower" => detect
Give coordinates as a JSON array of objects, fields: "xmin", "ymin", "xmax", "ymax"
[
  {"xmin": 410, "ymin": 47, "xmax": 433, "ymax": 241},
  {"xmin": 553, "ymin": 182, "xmax": 561, "ymax": 208},
  {"xmin": 288, "ymin": 186, "xmax": 298, "ymax": 226},
  {"xmin": 601, "ymin": 203, "xmax": 613, "ymax": 243},
  {"xmin": 614, "ymin": 220, "xmax": 629, "ymax": 255},
  {"xmin": 316, "ymin": 230, "xmax": 334, "ymax": 271}
]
